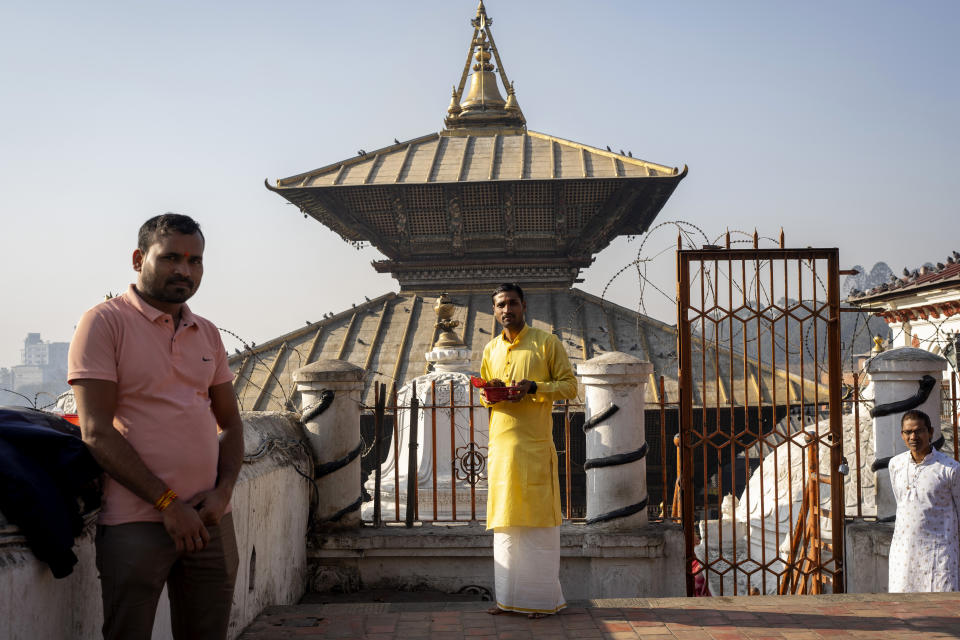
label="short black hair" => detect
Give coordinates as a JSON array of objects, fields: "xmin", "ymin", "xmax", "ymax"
[
  {"xmin": 138, "ymin": 213, "xmax": 204, "ymax": 253},
  {"xmin": 901, "ymin": 409, "xmax": 933, "ymax": 432},
  {"xmin": 491, "ymin": 283, "xmax": 524, "ymax": 302}
]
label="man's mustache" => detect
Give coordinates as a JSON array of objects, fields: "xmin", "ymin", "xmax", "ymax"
[{"xmin": 167, "ymin": 278, "xmax": 194, "ymax": 288}]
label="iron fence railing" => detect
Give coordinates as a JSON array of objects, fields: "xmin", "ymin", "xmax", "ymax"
[
  {"xmin": 358, "ymin": 369, "xmax": 959, "ymax": 528},
  {"xmin": 360, "ymin": 376, "xmax": 681, "ymax": 526}
]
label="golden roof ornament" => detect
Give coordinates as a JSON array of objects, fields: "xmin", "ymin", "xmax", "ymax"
[
  {"xmin": 444, "ymin": 1, "xmax": 525, "ymax": 131},
  {"xmin": 504, "ymin": 81, "xmax": 520, "ymax": 112},
  {"xmin": 447, "ymin": 86, "xmax": 462, "ymax": 116},
  {"xmin": 433, "ymin": 293, "xmax": 466, "ymax": 349}
]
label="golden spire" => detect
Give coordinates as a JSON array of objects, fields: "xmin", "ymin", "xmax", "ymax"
[
  {"xmin": 444, "ymin": 1, "xmax": 525, "ymax": 131},
  {"xmin": 447, "ymin": 86, "xmax": 461, "ymax": 117}
]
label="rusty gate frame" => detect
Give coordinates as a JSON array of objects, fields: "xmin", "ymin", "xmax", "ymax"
[{"xmin": 676, "ymin": 240, "xmax": 844, "ymax": 596}]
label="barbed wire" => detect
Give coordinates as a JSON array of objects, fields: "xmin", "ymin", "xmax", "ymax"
[
  {"xmin": 218, "ymin": 326, "xmax": 292, "ymax": 408},
  {"xmin": 0, "ymin": 388, "xmax": 62, "ymax": 411}
]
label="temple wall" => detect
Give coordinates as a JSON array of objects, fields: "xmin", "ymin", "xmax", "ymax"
[
  {"xmin": 0, "ymin": 412, "xmax": 311, "ymax": 640},
  {"xmin": 844, "ymin": 521, "xmax": 892, "ymax": 594},
  {"xmin": 310, "ymin": 522, "xmax": 685, "ymax": 600}
]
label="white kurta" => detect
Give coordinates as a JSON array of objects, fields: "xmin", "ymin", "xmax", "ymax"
[{"xmin": 888, "ymin": 449, "xmax": 960, "ymax": 592}]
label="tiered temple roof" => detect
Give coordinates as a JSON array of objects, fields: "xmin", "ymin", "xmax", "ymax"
[
  {"xmin": 233, "ymin": 2, "xmax": 823, "ymax": 408},
  {"xmin": 265, "ymin": 1, "xmax": 685, "ymax": 291}
]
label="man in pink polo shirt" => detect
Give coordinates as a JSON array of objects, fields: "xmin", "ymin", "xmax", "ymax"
[{"xmin": 68, "ymin": 213, "xmax": 244, "ymax": 640}]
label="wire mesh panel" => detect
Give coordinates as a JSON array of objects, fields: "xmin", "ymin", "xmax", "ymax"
[{"xmin": 677, "ymin": 238, "xmax": 844, "ymax": 596}]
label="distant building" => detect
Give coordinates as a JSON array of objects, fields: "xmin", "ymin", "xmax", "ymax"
[
  {"xmin": 847, "ymin": 253, "xmax": 960, "ymax": 375},
  {"xmin": 2, "ymin": 333, "xmax": 71, "ymax": 407},
  {"xmin": 20, "ymin": 333, "xmax": 69, "ymax": 369}
]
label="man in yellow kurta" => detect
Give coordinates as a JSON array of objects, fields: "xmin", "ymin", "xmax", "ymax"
[{"xmin": 480, "ymin": 283, "xmax": 577, "ymax": 618}]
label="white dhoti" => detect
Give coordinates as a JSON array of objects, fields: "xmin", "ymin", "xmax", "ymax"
[{"xmin": 493, "ymin": 526, "xmax": 566, "ymax": 614}]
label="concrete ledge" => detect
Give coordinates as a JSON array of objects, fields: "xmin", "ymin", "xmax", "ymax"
[
  {"xmin": 308, "ymin": 521, "xmax": 684, "ymax": 599},
  {"xmin": 845, "ymin": 520, "xmax": 893, "ymax": 594}
]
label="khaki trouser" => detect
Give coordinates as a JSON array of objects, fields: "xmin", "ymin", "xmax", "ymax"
[{"xmin": 95, "ymin": 513, "xmax": 238, "ymax": 640}]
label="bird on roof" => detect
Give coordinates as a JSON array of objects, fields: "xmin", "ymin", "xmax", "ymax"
[
  {"xmin": 889, "ymin": 274, "xmax": 898, "ymax": 282},
  {"xmin": 305, "ymin": 320, "xmax": 311, "ymax": 325},
  {"xmin": 619, "ymin": 149, "xmax": 625, "ymax": 156},
  {"xmin": 364, "ymin": 295, "xmax": 371, "ymax": 301},
  {"xmin": 357, "ymin": 149, "xmax": 367, "ymax": 156},
  {"xmin": 234, "ymin": 348, "xmax": 241, "ymax": 354},
  {"xmin": 351, "ymin": 303, "xmax": 356, "ymax": 308},
  {"xmin": 938, "ymin": 262, "xmax": 946, "ymax": 270},
  {"xmin": 954, "ymin": 250, "xmax": 960, "ymax": 259},
  {"xmin": 394, "ymin": 138, "xmax": 400, "ymax": 144},
  {"xmin": 606, "ymin": 145, "xmax": 611, "ymax": 152},
  {"xmin": 902, "ymin": 268, "xmax": 910, "ymax": 276},
  {"xmin": 948, "ymin": 256, "xmax": 956, "ymax": 264}
]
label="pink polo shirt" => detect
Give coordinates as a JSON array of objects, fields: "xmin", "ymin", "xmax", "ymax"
[{"xmin": 68, "ymin": 285, "xmax": 234, "ymax": 525}]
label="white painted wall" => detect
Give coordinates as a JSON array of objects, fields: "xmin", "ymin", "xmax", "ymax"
[
  {"xmin": 0, "ymin": 412, "xmax": 311, "ymax": 640},
  {"xmin": 845, "ymin": 521, "xmax": 892, "ymax": 594},
  {"xmin": 310, "ymin": 523, "xmax": 686, "ymax": 599}
]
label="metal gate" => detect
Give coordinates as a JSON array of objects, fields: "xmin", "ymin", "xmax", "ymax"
[{"xmin": 676, "ymin": 234, "xmax": 844, "ymax": 596}]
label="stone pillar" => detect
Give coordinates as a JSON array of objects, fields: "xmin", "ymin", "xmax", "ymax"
[
  {"xmin": 865, "ymin": 347, "xmax": 947, "ymax": 520},
  {"xmin": 576, "ymin": 352, "xmax": 653, "ymax": 529},
  {"xmin": 293, "ymin": 359, "xmax": 365, "ymax": 530}
]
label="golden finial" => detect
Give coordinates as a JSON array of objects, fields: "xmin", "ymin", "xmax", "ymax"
[
  {"xmin": 447, "ymin": 86, "xmax": 461, "ymax": 116},
  {"xmin": 872, "ymin": 335, "xmax": 885, "ymax": 354},
  {"xmin": 433, "ymin": 293, "xmax": 466, "ymax": 349},
  {"xmin": 504, "ymin": 81, "xmax": 519, "ymax": 112},
  {"xmin": 445, "ymin": 1, "xmax": 525, "ymax": 130}
]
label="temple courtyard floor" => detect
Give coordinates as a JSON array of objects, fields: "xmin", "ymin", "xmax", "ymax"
[{"xmin": 238, "ymin": 591, "xmax": 960, "ymax": 639}]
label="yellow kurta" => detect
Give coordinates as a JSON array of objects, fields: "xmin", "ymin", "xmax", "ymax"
[{"xmin": 481, "ymin": 325, "xmax": 578, "ymax": 529}]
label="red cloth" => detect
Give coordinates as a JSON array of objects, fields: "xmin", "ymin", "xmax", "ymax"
[{"xmin": 692, "ymin": 558, "xmax": 712, "ymax": 597}]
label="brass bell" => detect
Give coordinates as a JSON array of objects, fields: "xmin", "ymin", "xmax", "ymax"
[{"xmin": 460, "ymin": 69, "xmax": 506, "ymax": 112}]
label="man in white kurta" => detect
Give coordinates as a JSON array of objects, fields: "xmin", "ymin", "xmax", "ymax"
[{"xmin": 888, "ymin": 410, "xmax": 960, "ymax": 592}]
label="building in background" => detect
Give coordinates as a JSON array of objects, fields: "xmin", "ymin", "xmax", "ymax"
[
  {"xmin": 848, "ymin": 253, "xmax": 960, "ymax": 376},
  {"xmin": 0, "ymin": 333, "xmax": 70, "ymax": 407}
]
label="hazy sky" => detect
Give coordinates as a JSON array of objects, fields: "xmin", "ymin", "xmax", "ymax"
[{"xmin": 1, "ymin": 1, "xmax": 957, "ymax": 367}]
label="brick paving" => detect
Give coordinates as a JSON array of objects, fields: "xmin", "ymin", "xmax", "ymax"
[{"xmin": 238, "ymin": 592, "xmax": 960, "ymax": 639}]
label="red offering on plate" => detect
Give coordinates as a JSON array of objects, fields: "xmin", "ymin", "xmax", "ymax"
[
  {"xmin": 479, "ymin": 385, "xmax": 522, "ymax": 402},
  {"xmin": 470, "ymin": 376, "xmax": 521, "ymax": 401}
]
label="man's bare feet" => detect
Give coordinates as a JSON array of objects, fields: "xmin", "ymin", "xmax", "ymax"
[
  {"xmin": 527, "ymin": 612, "xmax": 549, "ymax": 619},
  {"xmin": 487, "ymin": 606, "xmax": 506, "ymax": 615}
]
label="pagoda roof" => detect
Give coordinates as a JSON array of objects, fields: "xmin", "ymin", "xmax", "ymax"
[
  {"xmin": 264, "ymin": 1, "xmax": 686, "ymax": 290},
  {"xmin": 271, "ymin": 130, "xmax": 682, "ymax": 190},
  {"xmin": 265, "ymin": 131, "xmax": 685, "ymax": 288}
]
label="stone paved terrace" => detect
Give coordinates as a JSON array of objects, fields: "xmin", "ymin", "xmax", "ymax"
[{"xmin": 238, "ymin": 592, "xmax": 960, "ymax": 639}]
